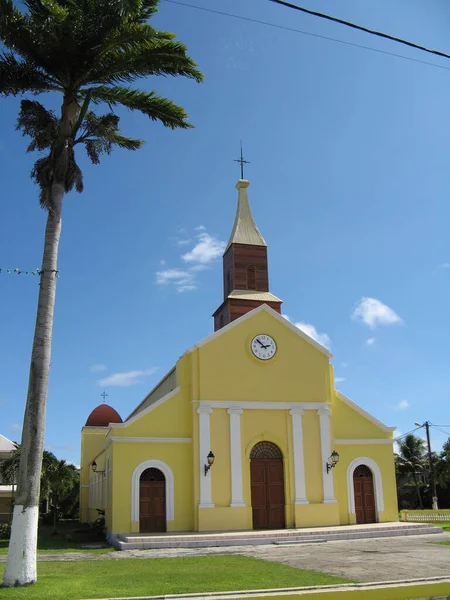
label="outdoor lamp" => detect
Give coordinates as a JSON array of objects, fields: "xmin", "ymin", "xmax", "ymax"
[
  {"xmin": 326, "ymin": 450, "xmax": 339, "ymax": 473},
  {"xmin": 92, "ymin": 460, "xmax": 97, "ymax": 473},
  {"xmin": 204, "ymin": 451, "xmax": 215, "ymax": 475}
]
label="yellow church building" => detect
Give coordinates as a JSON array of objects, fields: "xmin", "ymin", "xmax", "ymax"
[{"xmin": 80, "ymin": 179, "xmax": 398, "ymax": 537}]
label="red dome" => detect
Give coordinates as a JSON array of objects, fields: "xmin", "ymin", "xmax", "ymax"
[{"xmin": 85, "ymin": 404, "xmax": 123, "ymax": 427}]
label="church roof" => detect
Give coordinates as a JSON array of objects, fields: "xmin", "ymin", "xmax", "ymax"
[
  {"xmin": 85, "ymin": 404, "xmax": 123, "ymax": 427},
  {"xmin": 225, "ymin": 180, "xmax": 267, "ymax": 252},
  {"xmin": 228, "ymin": 290, "xmax": 282, "ymax": 302}
]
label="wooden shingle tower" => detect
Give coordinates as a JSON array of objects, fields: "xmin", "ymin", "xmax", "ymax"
[{"xmin": 213, "ymin": 180, "xmax": 282, "ymax": 331}]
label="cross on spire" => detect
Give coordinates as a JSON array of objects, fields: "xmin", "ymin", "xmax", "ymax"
[
  {"xmin": 100, "ymin": 390, "xmax": 108, "ymax": 404},
  {"xmin": 234, "ymin": 141, "xmax": 250, "ymax": 179}
]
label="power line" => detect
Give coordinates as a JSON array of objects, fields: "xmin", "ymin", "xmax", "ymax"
[
  {"xmin": 162, "ymin": 0, "xmax": 450, "ymax": 73},
  {"xmin": 270, "ymin": 0, "xmax": 450, "ymax": 61},
  {"xmin": 394, "ymin": 426, "xmax": 422, "ymax": 441},
  {"xmin": 430, "ymin": 425, "xmax": 450, "ymax": 438}
]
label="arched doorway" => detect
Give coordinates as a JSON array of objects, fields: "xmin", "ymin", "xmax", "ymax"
[
  {"xmin": 139, "ymin": 468, "xmax": 166, "ymax": 533},
  {"xmin": 250, "ymin": 441, "xmax": 285, "ymax": 530},
  {"xmin": 353, "ymin": 465, "xmax": 376, "ymax": 524}
]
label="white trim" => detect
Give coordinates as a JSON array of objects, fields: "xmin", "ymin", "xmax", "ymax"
[
  {"xmin": 318, "ymin": 408, "xmax": 336, "ymax": 503},
  {"xmin": 106, "ymin": 436, "xmax": 191, "ymax": 448},
  {"xmin": 198, "ymin": 401, "xmax": 329, "ymax": 411},
  {"xmin": 335, "ymin": 439, "xmax": 394, "ymax": 445},
  {"xmin": 198, "ymin": 406, "xmax": 214, "ymax": 508},
  {"xmin": 80, "ymin": 484, "xmax": 90, "ymax": 488},
  {"xmin": 110, "ymin": 387, "xmax": 181, "ymax": 429},
  {"xmin": 347, "ymin": 457, "xmax": 384, "ymax": 517},
  {"xmin": 187, "ymin": 304, "xmax": 333, "ymax": 358},
  {"xmin": 228, "ymin": 408, "xmax": 245, "ymax": 507},
  {"xmin": 289, "ymin": 409, "xmax": 308, "ymax": 505},
  {"xmin": 131, "ymin": 459, "xmax": 175, "ymax": 522},
  {"xmin": 336, "ymin": 391, "xmax": 396, "ymax": 433}
]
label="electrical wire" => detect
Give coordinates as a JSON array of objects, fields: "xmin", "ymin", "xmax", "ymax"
[
  {"xmin": 270, "ymin": 0, "xmax": 450, "ymax": 61},
  {"xmin": 161, "ymin": 0, "xmax": 450, "ymax": 73},
  {"xmin": 430, "ymin": 425, "xmax": 450, "ymax": 438},
  {"xmin": 394, "ymin": 426, "xmax": 423, "ymax": 441}
]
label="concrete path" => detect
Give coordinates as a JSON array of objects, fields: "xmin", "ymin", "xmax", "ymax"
[{"xmin": 1, "ymin": 533, "xmax": 449, "ymax": 583}]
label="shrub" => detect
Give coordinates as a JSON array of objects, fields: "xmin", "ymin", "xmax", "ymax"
[{"xmin": 0, "ymin": 522, "xmax": 11, "ymax": 540}]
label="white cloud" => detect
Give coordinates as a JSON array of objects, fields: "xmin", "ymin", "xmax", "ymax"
[
  {"xmin": 182, "ymin": 233, "xmax": 226, "ymax": 264},
  {"xmin": 98, "ymin": 368, "xmax": 159, "ymax": 387},
  {"xmin": 159, "ymin": 259, "xmax": 166, "ymax": 266},
  {"xmin": 156, "ymin": 268, "xmax": 196, "ymax": 293},
  {"xmin": 341, "ymin": 362, "xmax": 348, "ymax": 368},
  {"xmin": 176, "ymin": 239, "xmax": 192, "ymax": 246},
  {"xmin": 195, "ymin": 225, "xmax": 206, "ymax": 231},
  {"xmin": 352, "ymin": 297, "xmax": 403, "ymax": 329},
  {"xmin": 90, "ymin": 364, "xmax": 107, "ymax": 373},
  {"xmin": 283, "ymin": 315, "xmax": 331, "ymax": 350},
  {"xmin": 366, "ymin": 337, "xmax": 376, "ymax": 346},
  {"xmin": 335, "ymin": 377, "xmax": 346, "ymax": 383},
  {"xmin": 393, "ymin": 400, "xmax": 409, "ymax": 411},
  {"xmin": 10, "ymin": 423, "xmax": 21, "ymax": 431}
]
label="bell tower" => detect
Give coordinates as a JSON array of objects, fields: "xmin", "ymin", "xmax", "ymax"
[{"xmin": 213, "ymin": 179, "xmax": 282, "ymax": 331}]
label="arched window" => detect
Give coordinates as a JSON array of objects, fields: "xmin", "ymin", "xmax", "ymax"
[
  {"xmin": 250, "ymin": 441, "xmax": 283, "ymax": 459},
  {"xmin": 247, "ymin": 265, "xmax": 256, "ymax": 290}
]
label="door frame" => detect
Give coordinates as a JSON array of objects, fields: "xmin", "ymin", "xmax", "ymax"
[
  {"xmin": 131, "ymin": 460, "xmax": 174, "ymax": 525},
  {"xmin": 346, "ymin": 457, "xmax": 383, "ymax": 522}
]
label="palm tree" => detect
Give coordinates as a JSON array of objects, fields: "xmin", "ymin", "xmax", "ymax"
[
  {"xmin": 396, "ymin": 434, "xmax": 427, "ymax": 509},
  {"xmin": 43, "ymin": 460, "xmax": 78, "ymax": 534},
  {"xmin": 0, "ymin": 0, "xmax": 202, "ymax": 586}
]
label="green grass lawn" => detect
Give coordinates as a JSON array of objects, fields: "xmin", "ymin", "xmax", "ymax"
[
  {"xmin": 0, "ymin": 521, "xmax": 112, "ymax": 556},
  {"xmin": 0, "ymin": 555, "xmax": 351, "ymax": 600}
]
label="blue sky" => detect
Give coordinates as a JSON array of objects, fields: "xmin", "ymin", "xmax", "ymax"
[{"xmin": 1, "ymin": 0, "xmax": 450, "ymax": 466}]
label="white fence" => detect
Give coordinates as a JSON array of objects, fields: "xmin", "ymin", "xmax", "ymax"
[{"xmin": 401, "ymin": 510, "xmax": 450, "ymax": 522}]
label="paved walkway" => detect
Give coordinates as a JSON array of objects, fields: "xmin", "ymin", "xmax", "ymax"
[{"xmin": 1, "ymin": 532, "xmax": 449, "ymax": 583}]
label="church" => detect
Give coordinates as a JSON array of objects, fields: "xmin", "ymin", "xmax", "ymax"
[{"xmin": 80, "ymin": 178, "xmax": 398, "ymax": 536}]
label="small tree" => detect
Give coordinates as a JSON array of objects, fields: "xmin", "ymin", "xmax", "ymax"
[
  {"xmin": 396, "ymin": 434, "xmax": 427, "ymax": 509},
  {"xmin": 1, "ymin": 0, "xmax": 202, "ymax": 586}
]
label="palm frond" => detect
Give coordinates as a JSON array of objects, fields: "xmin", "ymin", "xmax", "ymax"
[
  {"xmin": 16, "ymin": 99, "xmax": 59, "ymax": 152},
  {"xmin": 0, "ymin": 53, "xmax": 59, "ymax": 95},
  {"xmin": 87, "ymin": 37, "xmax": 203, "ymax": 86},
  {"xmin": 87, "ymin": 85, "xmax": 193, "ymax": 129}
]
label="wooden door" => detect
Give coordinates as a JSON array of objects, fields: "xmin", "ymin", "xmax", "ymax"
[
  {"xmin": 139, "ymin": 468, "xmax": 166, "ymax": 533},
  {"xmin": 250, "ymin": 442, "xmax": 285, "ymax": 530},
  {"xmin": 353, "ymin": 465, "xmax": 376, "ymax": 524}
]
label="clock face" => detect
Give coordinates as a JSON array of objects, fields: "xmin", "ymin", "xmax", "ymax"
[{"xmin": 251, "ymin": 334, "xmax": 277, "ymax": 361}]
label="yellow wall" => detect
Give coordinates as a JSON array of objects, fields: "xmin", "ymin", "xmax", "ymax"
[
  {"xmin": 79, "ymin": 427, "xmax": 108, "ymax": 523},
  {"xmin": 80, "ymin": 306, "xmax": 398, "ymax": 534}
]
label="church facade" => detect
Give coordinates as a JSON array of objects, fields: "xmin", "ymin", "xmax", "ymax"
[{"xmin": 80, "ymin": 179, "xmax": 398, "ymax": 535}]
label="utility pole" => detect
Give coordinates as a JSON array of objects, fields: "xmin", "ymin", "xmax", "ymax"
[{"xmin": 415, "ymin": 421, "xmax": 438, "ymax": 510}]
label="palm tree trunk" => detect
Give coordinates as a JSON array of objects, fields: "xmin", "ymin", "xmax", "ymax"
[
  {"xmin": 3, "ymin": 184, "xmax": 64, "ymax": 587},
  {"xmin": 412, "ymin": 472, "xmax": 423, "ymax": 509}
]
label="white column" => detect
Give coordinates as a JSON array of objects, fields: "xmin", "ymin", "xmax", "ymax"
[
  {"xmin": 198, "ymin": 406, "xmax": 214, "ymax": 507},
  {"xmin": 318, "ymin": 407, "xmax": 336, "ymax": 503},
  {"xmin": 228, "ymin": 408, "xmax": 245, "ymax": 507},
  {"xmin": 289, "ymin": 409, "xmax": 308, "ymax": 505}
]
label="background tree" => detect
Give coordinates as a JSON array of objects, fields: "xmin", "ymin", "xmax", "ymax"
[
  {"xmin": 395, "ymin": 434, "xmax": 427, "ymax": 509},
  {"xmin": 43, "ymin": 460, "xmax": 78, "ymax": 533},
  {"xmin": 0, "ymin": 443, "xmax": 20, "ymax": 521},
  {"xmin": 0, "ymin": 0, "xmax": 202, "ymax": 586}
]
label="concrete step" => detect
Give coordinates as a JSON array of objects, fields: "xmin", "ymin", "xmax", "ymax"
[{"xmin": 112, "ymin": 523, "xmax": 442, "ymax": 550}]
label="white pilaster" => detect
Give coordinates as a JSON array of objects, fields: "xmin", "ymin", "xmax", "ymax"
[
  {"xmin": 289, "ymin": 408, "xmax": 308, "ymax": 505},
  {"xmin": 227, "ymin": 408, "xmax": 245, "ymax": 507},
  {"xmin": 318, "ymin": 407, "xmax": 337, "ymax": 503},
  {"xmin": 197, "ymin": 406, "xmax": 214, "ymax": 507}
]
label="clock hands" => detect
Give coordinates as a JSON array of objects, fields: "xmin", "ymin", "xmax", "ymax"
[{"xmin": 256, "ymin": 338, "xmax": 270, "ymax": 349}]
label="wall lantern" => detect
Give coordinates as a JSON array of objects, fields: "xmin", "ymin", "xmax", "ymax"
[
  {"xmin": 91, "ymin": 460, "xmax": 105, "ymax": 474},
  {"xmin": 204, "ymin": 451, "xmax": 215, "ymax": 476},
  {"xmin": 326, "ymin": 450, "xmax": 340, "ymax": 474}
]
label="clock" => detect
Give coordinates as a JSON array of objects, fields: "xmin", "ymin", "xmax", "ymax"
[{"xmin": 251, "ymin": 334, "xmax": 277, "ymax": 361}]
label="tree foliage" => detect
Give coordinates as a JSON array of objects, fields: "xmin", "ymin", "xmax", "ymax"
[{"xmin": 1, "ymin": 0, "xmax": 203, "ymax": 210}]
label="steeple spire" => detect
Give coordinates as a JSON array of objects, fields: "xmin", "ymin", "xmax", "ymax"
[
  {"xmin": 212, "ymin": 178, "xmax": 282, "ymax": 331},
  {"xmin": 225, "ymin": 180, "xmax": 267, "ymax": 252}
]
